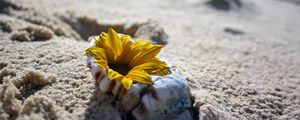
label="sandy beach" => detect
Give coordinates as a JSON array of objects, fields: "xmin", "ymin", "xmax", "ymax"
[{"xmin": 1, "ymin": 0, "xmax": 300, "ymax": 119}]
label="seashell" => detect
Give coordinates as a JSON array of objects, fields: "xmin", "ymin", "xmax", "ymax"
[
  {"xmin": 86, "ymin": 37, "xmax": 193, "ymax": 120},
  {"xmin": 131, "ymin": 68, "xmax": 193, "ymax": 120}
]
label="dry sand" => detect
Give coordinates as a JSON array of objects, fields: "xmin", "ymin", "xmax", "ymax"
[{"xmin": 1, "ymin": 0, "xmax": 300, "ymax": 119}]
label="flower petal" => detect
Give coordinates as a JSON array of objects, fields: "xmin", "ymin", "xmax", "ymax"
[
  {"xmin": 94, "ymin": 60, "xmax": 109, "ymax": 70},
  {"xmin": 96, "ymin": 29, "xmax": 123, "ymax": 63},
  {"xmin": 131, "ymin": 58, "xmax": 170, "ymax": 76},
  {"xmin": 121, "ymin": 77, "xmax": 133, "ymax": 90},
  {"xmin": 128, "ymin": 40, "xmax": 163, "ymax": 68},
  {"xmin": 107, "ymin": 28, "xmax": 123, "ymax": 61},
  {"xmin": 86, "ymin": 46, "xmax": 107, "ymax": 61},
  {"xmin": 108, "ymin": 68, "xmax": 124, "ymax": 81},
  {"xmin": 98, "ymin": 32, "xmax": 115, "ymax": 63},
  {"xmin": 126, "ymin": 69, "xmax": 153, "ymax": 84},
  {"xmin": 117, "ymin": 35, "xmax": 132, "ymax": 62},
  {"xmin": 96, "ymin": 32, "xmax": 107, "ymax": 47}
]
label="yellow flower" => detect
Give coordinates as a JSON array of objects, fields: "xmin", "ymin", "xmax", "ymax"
[{"xmin": 86, "ymin": 28, "xmax": 170, "ymax": 90}]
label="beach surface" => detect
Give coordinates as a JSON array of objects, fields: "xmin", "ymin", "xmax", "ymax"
[{"xmin": 1, "ymin": 0, "xmax": 300, "ymax": 119}]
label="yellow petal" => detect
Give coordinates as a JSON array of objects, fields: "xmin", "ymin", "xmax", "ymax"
[
  {"xmin": 121, "ymin": 77, "xmax": 133, "ymax": 90},
  {"xmin": 107, "ymin": 28, "xmax": 122, "ymax": 61},
  {"xmin": 86, "ymin": 47, "xmax": 107, "ymax": 61},
  {"xmin": 126, "ymin": 69, "xmax": 153, "ymax": 84},
  {"xmin": 127, "ymin": 40, "xmax": 163, "ymax": 68},
  {"xmin": 94, "ymin": 60, "xmax": 109, "ymax": 70},
  {"xmin": 131, "ymin": 58, "xmax": 170, "ymax": 76},
  {"xmin": 98, "ymin": 32, "xmax": 115, "ymax": 63},
  {"xmin": 95, "ymin": 32, "xmax": 108, "ymax": 48},
  {"xmin": 117, "ymin": 35, "xmax": 132, "ymax": 62},
  {"xmin": 124, "ymin": 40, "xmax": 149, "ymax": 64},
  {"xmin": 108, "ymin": 69, "xmax": 124, "ymax": 81}
]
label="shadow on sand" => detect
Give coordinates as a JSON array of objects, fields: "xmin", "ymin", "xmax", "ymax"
[{"xmin": 206, "ymin": 0, "xmax": 242, "ymax": 11}]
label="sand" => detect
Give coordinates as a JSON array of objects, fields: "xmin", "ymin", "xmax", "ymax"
[{"xmin": 1, "ymin": 0, "xmax": 300, "ymax": 119}]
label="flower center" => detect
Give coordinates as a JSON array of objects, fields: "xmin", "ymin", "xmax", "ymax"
[{"xmin": 109, "ymin": 63, "xmax": 130, "ymax": 76}]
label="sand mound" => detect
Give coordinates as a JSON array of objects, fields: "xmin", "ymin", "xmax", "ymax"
[
  {"xmin": 0, "ymin": 0, "xmax": 80, "ymax": 40},
  {"xmin": 0, "ymin": 82, "xmax": 21, "ymax": 120},
  {"xmin": 11, "ymin": 26, "xmax": 54, "ymax": 41},
  {"xmin": 0, "ymin": 69, "xmax": 57, "ymax": 120},
  {"xmin": 21, "ymin": 95, "xmax": 74, "ymax": 120},
  {"xmin": 60, "ymin": 14, "xmax": 168, "ymax": 45},
  {"xmin": 0, "ymin": 20, "xmax": 15, "ymax": 33}
]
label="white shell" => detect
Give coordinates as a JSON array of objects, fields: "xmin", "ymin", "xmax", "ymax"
[{"xmin": 86, "ymin": 37, "xmax": 193, "ymax": 120}]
